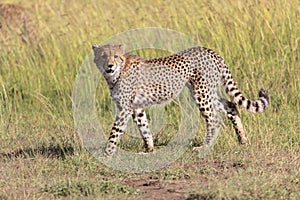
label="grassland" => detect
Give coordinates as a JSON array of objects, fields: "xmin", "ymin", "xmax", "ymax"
[{"xmin": 0, "ymin": 0, "xmax": 299, "ymax": 199}]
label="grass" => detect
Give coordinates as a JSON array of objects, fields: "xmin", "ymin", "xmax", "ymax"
[{"xmin": 0, "ymin": 0, "xmax": 299, "ymax": 199}]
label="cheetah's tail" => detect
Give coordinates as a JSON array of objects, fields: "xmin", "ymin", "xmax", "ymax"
[
  {"xmin": 224, "ymin": 78, "xmax": 270, "ymax": 113},
  {"xmin": 215, "ymin": 51, "xmax": 270, "ymax": 113}
]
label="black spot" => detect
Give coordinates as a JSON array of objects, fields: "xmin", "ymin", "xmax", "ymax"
[
  {"xmin": 238, "ymin": 99, "xmax": 243, "ymax": 106},
  {"xmin": 109, "ymin": 135, "xmax": 116, "ymax": 139},
  {"xmin": 138, "ymin": 113, "xmax": 144, "ymax": 117},
  {"xmin": 142, "ymin": 131, "xmax": 148, "ymax": 136},
  {"xmin": 229, "ymin": 87, "xmax": 235, "ymax": 92},
  {"xmin": 234, "ymin": 91, "xmax": 241, "ymax": 97},
  {"xmin": 255, "ymin": 101, "xmax": 260, "ymax": 112},
  {"xmin": 112, "ymin": 127, "xmax": 121, "ymax": 133},
  {"xmin": 246, "ymin": 100, "xmax": 251, "ymax": 110}
]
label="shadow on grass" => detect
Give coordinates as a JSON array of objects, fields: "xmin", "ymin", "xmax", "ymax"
[
  {"xmin": 186, "ymin": 193, "xmax": 216, "ymax": 200},
  {"xmin": 0, "ymin": 143, "xmax": 75, "ymax": 160}
]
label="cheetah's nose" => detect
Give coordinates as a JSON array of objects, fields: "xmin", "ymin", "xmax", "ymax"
[{"xmin": 108, "ymin": 64, "xmax": 114, "ymax": 69}]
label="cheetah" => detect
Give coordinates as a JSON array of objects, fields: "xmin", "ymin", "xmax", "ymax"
[{"xmin": 92, "ymin": 44, "xmax": 269, "ymax": 156}]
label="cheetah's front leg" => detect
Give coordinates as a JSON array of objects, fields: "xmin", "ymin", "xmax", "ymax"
[
  {"xmin": 104, "ymin": 109, "xmax": 131, "ymax": 156},
  {"xmin": 132, "ymin": 108, "xmax": 154, "ymax": 152}
]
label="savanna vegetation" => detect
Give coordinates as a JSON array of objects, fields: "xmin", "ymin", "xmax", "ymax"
[{"xmin": 0, "ymin": 0, "xmax": 299, "ymax": 199}]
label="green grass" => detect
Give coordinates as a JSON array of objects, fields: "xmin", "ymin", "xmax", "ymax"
[{"xmin": 0, "ymin": 0, "xmax": 299, "ymax": 199}]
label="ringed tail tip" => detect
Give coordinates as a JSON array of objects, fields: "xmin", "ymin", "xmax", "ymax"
[{"xmin": 259, "ymin": 88, "xmax": 270, "ymax": 104}]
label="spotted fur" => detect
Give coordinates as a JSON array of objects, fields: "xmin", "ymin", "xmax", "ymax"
[{"xmin": 92, "ymin": 44, "xmax": 269, "ymax": 156}]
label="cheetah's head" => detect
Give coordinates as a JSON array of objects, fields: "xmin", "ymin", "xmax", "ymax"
[{"xmin": 92, "ymin": 44, "xmax": 126, "ymax": 76}]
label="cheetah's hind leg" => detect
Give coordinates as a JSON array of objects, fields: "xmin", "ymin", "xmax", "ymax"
[
  {"xmin": 191, "ymin": 86, "xmax": 223, "ymax": 151},
  {"xmin": 221, "ymin": 99, "xmax": 249, "ymax": 145}
]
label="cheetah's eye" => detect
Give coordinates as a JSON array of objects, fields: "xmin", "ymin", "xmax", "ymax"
[
  {"xmin": 114, "ymin": 54, "xmax": 119, "ymax": 59},
  {"xmin": 101, "ymin": 54, "xmax": 107, "ymax": 59}
]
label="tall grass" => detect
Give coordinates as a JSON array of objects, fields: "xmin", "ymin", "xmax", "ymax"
[{"xmin": 1, "ymin": 0, "xmax": 299, "ymax": 149}]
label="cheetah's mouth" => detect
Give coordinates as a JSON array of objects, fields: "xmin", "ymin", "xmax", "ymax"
[{"xmin": 105, "ymin": 69, "xmax": 114, "ymax": 74}]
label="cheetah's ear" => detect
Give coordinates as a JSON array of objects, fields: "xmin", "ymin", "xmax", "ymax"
[
  {"xmin": 92, "ymin": 44, "xmax": 99, "ymax": 50},
  {"xmin": 119, "ymin": 44, "xmax": 126, "ymax": 54}
]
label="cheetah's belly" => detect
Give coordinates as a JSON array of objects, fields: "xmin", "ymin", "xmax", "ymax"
[
  {"xmin": 132, "ymin": 73, "xmax": 187, "ymax": 108},
  {"xmin": 123, "ymin": 63, "xmax": 189, "ymax": 108}
]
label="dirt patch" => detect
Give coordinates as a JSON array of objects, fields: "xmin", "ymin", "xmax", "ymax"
[
  {"xmin": 125, "ymin": 178, "xmax": 188, "ymax": 200},
  {"xmin": 122, "ymin": 160, "xmax": 251, "ymax": 199}
]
